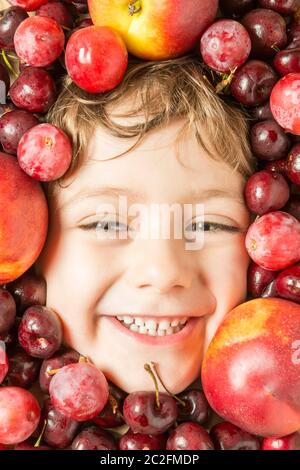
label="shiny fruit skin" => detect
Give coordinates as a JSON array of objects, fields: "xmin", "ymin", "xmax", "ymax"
[
  {"xmin": 270, "ymin": 73, "xmax": 300, "ymax": 135},
  {"xmin": 166, "ymin": 422, "xmax": 214, "ymax": 450},
  {"xmin": 210, "ymin": 422, "xmax": 261, "ymax": 450},
  {"xmin": 202, "ymin": 298, "xmax": 300, "ymax": 437}
]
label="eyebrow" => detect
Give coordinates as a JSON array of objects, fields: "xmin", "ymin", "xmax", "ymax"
[{"xmin": 58, "ymin": 185, "xmax": 245, "ymax": 210}]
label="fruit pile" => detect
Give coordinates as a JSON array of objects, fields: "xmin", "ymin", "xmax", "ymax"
[{"xmin": 0, "ymin": 0, "xmax": 300, "ymax": 451}]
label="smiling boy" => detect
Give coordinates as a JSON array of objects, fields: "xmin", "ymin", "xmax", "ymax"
[{"xmin": 34, "ymin": 54, "xmax": 257, "ymax": 394}]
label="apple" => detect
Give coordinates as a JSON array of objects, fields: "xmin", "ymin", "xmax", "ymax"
[
  {"xmin": 201, "ymin": 298, "xmax": 300, "ymax": 438},
  {"xmin": 88, "ymin": 0, "xmax": 218, "ymax": 60},
  {"xmin": 0, "ymin": 153, "xmax": 48, "ymax": 284}
]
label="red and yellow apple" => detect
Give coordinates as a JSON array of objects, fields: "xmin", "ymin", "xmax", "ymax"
[
  {"xmin": 88, "ymin": 0, "xmax": 218, "ymax": 60},
  {"xmin": 0, "ymin": 152, "xmax": 48, "ymax": 284},
  {"xmin": 201, "ymin": 298, "xmax": 300, "ymax": 438}
]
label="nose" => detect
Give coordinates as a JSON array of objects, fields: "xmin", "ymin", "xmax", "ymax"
[{"xmin": 124, "ymin": 238, "xmax": 196, "ymax": 294}]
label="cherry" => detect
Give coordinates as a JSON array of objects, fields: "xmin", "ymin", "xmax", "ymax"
[
  {"xmin": 247, "ymin": 262, "xmax": 278, "ymax": 298},
  {"xmin": 264, "ymin": 157, "xmax": 288, "ymax": 174},
  {"xmin": 210, "ymin": 422, "xmax": 261, "ymax": 450},
  {"xmin": 0, "ymin": 386, "xmax": 40, "ymax": 445},
  {"xmin": 18, "ymin": 305, "xmax": 63, "ymax": 359},
  {"xmin": 0, "ymin": 63, "xmax": 10, "ymax": 96},
  {"xmin": 39, "ymin": 348, "xmax": 80, "ymax": 394},
  {"xmin": 93, "ymin": 381, "xmax": 126, "ymax": 428},
  {"xmin": 284, "ymin": 193, "xmax": 300, "ymax": 221},
  {"xmin": 0, "ymin": 343, "xmax": 9, "ymax": 384},
  {"xmin": 246, "ymin": 211, "xmax": 300, "ymax": 270},
  {"xmin": 0, "ymin": 110, "xmax": 39, "ymax": 156},
  {"xmin": 17, "ymin": 123, "xmax": 72, "ymax": 182},
  {"xmin": 274, "ymin": 49, "xmax": 300, "ymax": 76},
  {"xmin": 36, "ymin": 1, "xmax": 74, "ymax": 30},
  {"xmin": 6, "ymin": 271, "xmax": 46, "ymax": 315},
  {"xmin": 231, "ymin": 60, "xmax": 278, "ymax": 106},
  {"xmin": 200, "ymin": 19, "xmax": 251, "ymax": 73},
  {"xmin": 286, "ymin": 143, "xmax": 300, "ymax": 185},
  {"xmin": 7, "ymin": 0, "xmax": 49, "ymax": 11},
  {"xmin": 5, "ymin": 346, "xmax": 40, "ymax": 388},
  {"xmin": 261, "ymin": 278, "xmax": 279, "ymax": 297},
  {"xmin": 270, "ymin": 73, "xmax": 300, "ymax": 135},
  {"xmin": 41, "ymin": 398, "xmax": 80, "ymax": 449},
  {"xmin": 0, "ymin": 6, "xmax": 28, "ymax": 50},
  {"xmin": 71, "ymin": 426, "xmax": 117, "ymax": 450},
  {"xmin": 262, "ymin": 432, "xmax": 300, "ymax": 450},
  {"xmin": 166, "ymin": 422, "xmax": 214, "ymax": 450},
  {"xmin": 244, "ymin": 170, "xmax": 290, "ymax": 215},
  {"xmin": 65, "ymin": 25, "xmax": 128, "ymax": 93},
  {"xmin": 251, "ymin": 102, "xmax": 274, "ymax": 121},
  {"xmin": 123, "ymin": 391, "xmax": 178, "ymax": 435},
  {"xmin": 0, "ymin": 287, "xmax": 16, "ymax": 335},
  {"xmin": 119, "ymin": 430, "xmax": 167, "ymax": 450},
  {"xmin": 0, "ymin": 325, "xmax": 18, "ymax": 351},
  {"xmin": 275, "ymin": 263, "xmax": 300, "ymax": 303},
  {"xmin": 250, "ymin": 120, "xmax": 291, "ymax": 161},
  {"xmin": 49, "ymin": 362, "xmax": 109, "ymax": 421},
  {"xmin": 219, "ymin": 0, "xmax": 255, "ymax": 18},
  {"xmin": 177, "ymin": 389, "xmax": 211, "ymax": 425},
  {"xmin": 258, "ymin": 0, "xmax": 300, "ymax": 14},
  {"xmin": 287, "ymin": 21, "xmax": 300, "ymax": 49},
  {"xmin": 14, "ymin": 441, "xmax": 51, "ymax": 450},
  {"xmin": 241, "ymin": 9, "xmax": 287, "ymax": 58},
  {"xmin": 10, "ymin": 66, "xmax": 57, "ymax": 114}
]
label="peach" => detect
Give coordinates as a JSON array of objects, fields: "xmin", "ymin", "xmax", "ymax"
[
  {"xmin": 0, "ymin": 152, "xmax": 48, "ymax": 284},
  {"xmin": 202, "ymin": 298, "xmax": 300, "ymax": 437},
  {"xmin": 88, "ymin": 0, "xmax": 218, "ymax": 60}
]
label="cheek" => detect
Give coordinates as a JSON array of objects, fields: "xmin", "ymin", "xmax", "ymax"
[{"xmin": 204, "ymin": 235, "xmax": 250, "ymax": 350}]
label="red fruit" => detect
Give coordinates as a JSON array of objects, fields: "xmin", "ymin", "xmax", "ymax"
[
  {"xmin": 65, "ymin": 26, "xmax": 128, "ymax": 93},
  {"xmin": 244, "ymin": 170, "xmax": 290, "ymax": 215},
  {"xmin": 200, "ymin": 19, "xmax": 251, "ymax": 73},
  {"xmin": 0, "ymin": 6, "xmax": 28, "ymax": 50},
  {"xmin": 5, "ymin": 346, "xmax": 40, "ymax": 389},
  {"xmin": 0, "ymin": 344, "xmax": 9, "ymax": 384},
  {"xmin": 202, "ymin": 298, "xmax": 300, "ymax": 437},
  {"xmin": 71, "ymin": 426, "xmax": 117, "ymax": 450},
  {"xmin": 42, "ymin": 398, "xmax": 80, "ymax": 449},
  {"xmin": 265, "ymin": 158, "xmax": 288, "ymax": 174},
  {"xmin": 274, "ymin": 49, "xmax": 300, "ymax": 76},
  {"xmin": 36, "ymin": 1, "xmax": 74, "ymax": 30},
  {"xmin": 93, "ymin": 382, "xmax": 126, "ymax": 428},
  {"xmin": 49, "ymin": 362, "xmax": 109, "ymax": 421},
  {"xmin": 177, "ymin": 389, "xmax": 211, "ymax": 425},
  {"xmin": 262, "ymin": 432, "xmax": 300, "ymax": 450},
  {"xmin": 119, "ymin": 430, "xmax": 167, "ymax": 450},
  {"xmin": 0, "ymin": 288, "xmax": 16, "ymax": 335},
  {"xmin": 258, "ymin": 0, "xmax": 300, "ymax": 14},
  {"xmin": 0, "ymin": 153, "xmax": 48, "ymax": 284},
  {"xmin": 6, "ymin": 270, "xmax": 46, "ymax": 315},
  {"xmin": 14, "ymin": 16, "xmax": 65, "ymax": 68},
  {"xmin": 0, "ymin": 110, "xmax": 39, "ymax": 156},
  {"xmin": 39, "ymin": 349, "xmax": 80, "ymax": 394},
  {"xmin": 7, "ymin": 0, "xmax": 49, "ymax": 11},
  {"xmin": 275, "ymin": 263, "xmax": 300, "ymax": 303},
  {"xmin": 17, "ymin": 123, "xmax": 72, "ymax": 182},
  {"xmin": 261, "ymin": 279, "xmax": 279, "ymax": 297},
  {"xmin": 210, "ymin": 422, "xmax": 261, "ymax": 450},
  {"xmin": 247, "ymin": 262, "xmax": 278, "ymax": 298},
  {"xmin": 166, "ymin": 422, "xmax": 214, "ymax": 450},
  {"xmin": 0, "ymin": 387, "xmax": 40, "ymax": 445},
  {"xmin": 245, "ymin": 211, "xmax": 300, "ymax": 270},
  {"xmin": 270, "ymin": 73, "xmax": 300, "ymax": 135},
  {"xmin": 250, "ymin": 120, "xmax": 291, "ymax": 161},
  {"xmin": 284, "ymin": 193, "xmax": 300, "ymax": 221},
  {"xmin": 286, "ymin": 143, "xmax": 300, "ymax": 185}
]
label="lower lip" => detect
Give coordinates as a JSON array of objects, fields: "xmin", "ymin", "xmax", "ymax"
[{"xmin": 103, "ymin": 316, "xmax": 204, "ymax": 346}]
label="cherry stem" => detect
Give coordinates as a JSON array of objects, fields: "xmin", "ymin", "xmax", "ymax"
[
  {"xmin": 128, "ymin": 0, "xmax": 142, "ymax": 16},
  {"xmin": 1, "ymin": 49, "xmax": 18, "ymax": 79},
  {"xmin": 150, "ymin": 361, "xmax": 186, "ymax": 407},
  {"xmin": 144, "ymin": 363, "xmax": 161, "ymax": 409},
  {"xmin": 34, "ymin": 419, "xmax": 47, "ymax": 447},
  {"xmin": 47, "ymin": 367, "xmax": 61, "ymax": 376},
  {"xmin": 108, "ymin": 394, "xmax": 118, "ymax": 415}
]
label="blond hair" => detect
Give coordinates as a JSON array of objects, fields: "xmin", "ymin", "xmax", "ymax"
[{"xmin": 44, "ymin": 53, "xmax": 257, "ymax": 194}]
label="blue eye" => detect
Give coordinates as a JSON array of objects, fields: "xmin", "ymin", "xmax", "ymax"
[{"xmin": 186, "ymin": 221, "xmax": 240, "ymax": 233}]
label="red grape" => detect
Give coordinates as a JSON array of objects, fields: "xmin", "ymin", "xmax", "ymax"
[
  {"xmin": 36, "ymin": 1, "xmax": 74, "ymax": 30},
  {"xmin": 0, "ymin": 387, "xmax": 40, "ymax": 445},
  {"xmin": 0, "ymin": 110, "xmax": 39, "ymax": 156},
  {"xmin": 123, "ymin": 391, "xmax": 178, "ymax": 435},
  {"xmin": 7, "ymin": 0, "xmax": 49, "ymax": 11},
  {"xmin": 18, "ymin": 305, "xmax": 63, "ymax": 359},
  {"xmin": 6, "ymin": 271, "xmax": 46, "ymax": 315},
  {"xmin": 71, "ymin": 426, "xmax": 117, "ymax": 450},
  {"xmin": 270, "ymin": 73, "xmax": 300, "ymax": 135},
  {"xmin": 275, "ymin": 263, "xmax": 300, "ymax": 303},
  {"xmin": 274, "ymin": 49, "xmax": 300, "ymax": 76},
  {"xmin": 231, "ymin": 60, "xmax": 278, "ymax": 106},
  {"xmin": 0, "ymin": 287, "xmax": 16, "ymax": 335},
  {"xmin": 0, "ymin": 6, "xmax": 28, "ymax": 50},
  {"xmin": 14, "ymin": 16, "xmax": 65, "ymax": 68},
  {"xmin": 245, "ymin": 170, "xmax": 290, "ymax": 215},
  {"xmin": 241, "ymin": 9, "xmax": 287, "ymax": 58},
  {"xmin": 258, "ymin": 0, "xmax": 300, "ymax": 14},
  {"xmin": 39, "ymin": 348, "xmax": 79, "ymax": 394},
  {"xmin": 42, "ymin": 398, "xmax": 80, "ymax": 449},
  {"xmin": 286, "ymin": 143, "xmax": 300, "ymax": 184},
  {"xmin": 210, "ymin": 422, "xmax": 261, "ymax": 450},
  {"xmin": 250, "ymin": 119, "xmax": 291, "ymax": 161},
  {"xmin": 17, "ymin": 123, "xmax": 72, "ymax": 182},
  {"xmin": 245, "ymin": 211, "xmax": 300, "ymax": 270},
  {"xmin": 65, "ymin": 26, "xmax": 128, "ymax": 93},
  {"xmin": 262, "ymin": 432, "xmax": 300, "ymax": 450},
  {"xmin": 166, "ymin": 422, "xmax": 214, "ymax": 450},
  {"xmin": 119, "ymin": 430, "xmax": 167, "ymax": 450},
  {"xmin": 247, "ymin": 262, "xmax": 278, "ymax": 297},
  {"xmin": 49, "ymin": 362, "xmax": 109, "ymax": 421},
  {"xmin": 10, "ymin": 67, "xmax": 57, "ymax": 113},
  {"xmin": 200, "ymin": 19, "xmax": 251, "ymax": 73}
]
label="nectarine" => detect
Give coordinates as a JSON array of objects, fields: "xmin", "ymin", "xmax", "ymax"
[
  {"xmin": 202, "ymin": 298, "xmax": 300, "ymax": 437},
  {"xmin": 0, "ymin": 153, "xmax": 48, "ymax": 284}
]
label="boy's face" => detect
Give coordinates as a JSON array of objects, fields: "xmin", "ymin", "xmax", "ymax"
[{"xmin": 35, "ymin": 117, "xmax": 251, "ymax": 394}]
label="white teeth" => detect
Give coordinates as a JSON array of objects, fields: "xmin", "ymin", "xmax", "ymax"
[{"xmin": 115, "ymin": 315, "xmax": 190, "ymax": 336}]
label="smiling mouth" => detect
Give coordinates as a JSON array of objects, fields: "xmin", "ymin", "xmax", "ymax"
[{"xmin": 115, "ymin": 315, "xmax": 189, "ymax": 337}]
